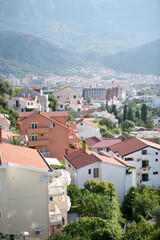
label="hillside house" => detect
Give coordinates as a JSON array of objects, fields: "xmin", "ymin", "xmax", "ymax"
[{"xmin": 76, "ymin": 118, "xmax": 101, "ymax": 139}]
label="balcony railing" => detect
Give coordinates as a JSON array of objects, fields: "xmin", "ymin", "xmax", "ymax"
[
  {"xmin": 49, "ymin": 178, "xmax": 64, "ymax": 196},
  {"xmin": 42, "ymin": 152, "xmax": 50, "ymax": 157},
  {"xmin": 28, "ymin": 127, "xmax": 49, "ymax": 134},
  {"xmin": 55, "ymin": 170, "xmax": 71, "ymax": 186},
  {"xmin": 28, "ymin": 139, "xmax": 49, "ymax": 147},
  {"xmin": 49, "ymin": 205, "xmax": 62, "ymax": 226},
  {"xmin": 141, "ymin": 179, "xmax": 152, "ymax": 187}
]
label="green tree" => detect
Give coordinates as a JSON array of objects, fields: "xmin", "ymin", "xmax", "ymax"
[
  {"xmin": 135, "ymin": 110, "xmax": 140, "ymax": 119},
  {"xmin": 127, "ymin": 108, "xmax": 134, "ymax": 122},
  {"xmin": 99, "ymin": 118, "xmax": 114, "ymax": 130},
  {"xmin": 145, "ymin": 117, "xmax": 154, "ymax": 130},
  {"xmin": 141, "ymin": 104, "xmax": 147, "ymax": 123},
  {"xmin": 0, "ymin": 75, "xmax": 13, "ymax": 96},
  {"xmin": 48, "ymin": 94, "xmax": 58, "ymax": 111},
  {"xmin": 86, "ymin": 96, "xmax": 92, "ymax": 106},
  {"xmin": 111, "ymin": 104, "xmax": 117, "ymax": 117},
  {"xmin": 123, "ymin": 104, "xmax": 127, "ymax": 122},
  {"xmin": 67, "ymin": 108, "xmax": 76, "ymax": 122},
  {"xmin": 102, "ymin": 131, "xmax": 114, "ymax": 138},
  {"xmin": 7, "ymin": 136, "xmax": 26, "ymax": 146},
  {"xmin": 122, "ymin": 120, "xmax": 135, "ymax": 133},
  {"xmin": 67, "ymin": 184, "xmax": 82, "ymax": 206},
  {"xmin": 151, "ymin": 206, "xmax": 160, "ymax": 226},
  {"xmin": 100, "ymin": 104, "xmax": 105, "ymax": 111}
]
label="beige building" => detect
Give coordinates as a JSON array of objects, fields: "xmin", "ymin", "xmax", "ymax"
[
  {"xmin": 53, "ymin": 87, "xmax": 82, "ymax": 104},
  {"xmin": 0, "ymin": 138, "xmax": 71, "ymax": 239}
]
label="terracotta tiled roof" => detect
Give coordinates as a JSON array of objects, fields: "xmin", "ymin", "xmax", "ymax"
[
  {"xmin": 64, "ymin": 149, "xmax": 134, "ymax": 169},
  {"xmin": 21, "ymin": 97, "xmax": 35, "ymax": 101},
  {"xmin": 2, "ymin": 130, "xmax": 19, "ymax": 139},
  {"xmin": 64, "ymin": 149, "xmax": 101, "ymax": 169},
  {"xmin": 20, "ymin": 110, "xmax": 39, "ymax": 124},
  {"xmin": 0, "ymin": 143, "xmax": 50, "ymax": 170},
  {"xmin": 86, "ymin": 137, "xmax": 121, "ymax": 148},
  {"xmin": 18, "ymin": 110, "xmax": 37, "ymax": 118},
  {"xmin": 109, "ymin": 137, "xmax": 160, "ymax": 156},
  {"xmin": 43, "ymin": 111, "xmax": 69, "ymax": 118},
  {"xmin": 76, "ymin": 119, "xmax": 97, "ymax": 128}
]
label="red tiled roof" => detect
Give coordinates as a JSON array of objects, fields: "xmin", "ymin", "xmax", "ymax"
[
  {"xmin": 76, "ymin": 119, "xmax": 97, "ymax": 128},
  {"xmin": 64, "ymin": 149, "xmax": 101, "ymax": 169},
  {"xmin": 86, "ymin": 137, "xmax": 121, "ymax": 148},
  {"xmin": 0, "ymin": 143, "xmax": 50, "ymax": 170},
  {"xmin": 21, "ymin": 97, "xmax": 35, "ymax": 101},
  {"xmin": 109, "ymin": 137, "xmax": 160, "ymax": 156},
  {"xmin": 2, "ymin": 130, "xmax": 19, "ymax": 139},
  {"xmin": 43, "ymin": 111, "xmax": 69, "ymax": 118}
]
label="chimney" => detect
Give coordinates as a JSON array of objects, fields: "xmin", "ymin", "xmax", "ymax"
[
  {"xmin": 82, "ymin": 139, "xmax": 86, "ymax": 153},
  {"xmin": 0, "ymin": 126, "xmax": 2, "ymax": 143},
  {"xmin": 65, "ymin": 148, "xmax": 68, "ymax": 155}
]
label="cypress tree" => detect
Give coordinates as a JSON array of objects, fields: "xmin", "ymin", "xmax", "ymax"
[
  {"xmin": 127, "ymin": 108, "xmax": 134, "ymax": 122},
  {"xmin": 123, "ymin": 104, "xmax": 127, "ymax": 122},
  {"xmin": 135, "ymin": 110, "xmax": 140, "ymax": 119},
  {"xmin": 141, "ymin": 104, "xmax": 147, "ymax": 123}
]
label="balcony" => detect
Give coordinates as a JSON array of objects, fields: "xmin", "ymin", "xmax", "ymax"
[
  {"xmin": 55, "ymin": 170, "xmax": 71, "ymax": 186},
  {"xmin": 54, "ymin": 196, "xmax": 71, "ymax": 212},
  {"xmin": 49, "ymin": 205, "xmax": 62, "ymax": 226},
  {"xmin": 141, "ymin": 180, "xmax": 152, "ymax": 187},
  {"xmin": 28, "ymin": 139, "xmax": 49, "ymax": 147},
  {"xmin": 49, "ymin": 178, "xmax": 64, "ymax": 196},
  {"xmin": 140, "ymin": 166, "xmax": 151, "ymax": 173},
  {"xmin": 68, "ymin": 136, "xmax": 79, "ymax": 144},
  {"xmin": 42, "ymin": 151, "xmax": 50, "ymax": 157},
  {"xmin": 28, "ymin": 127, "xmax": 49, "ymax": 134}
]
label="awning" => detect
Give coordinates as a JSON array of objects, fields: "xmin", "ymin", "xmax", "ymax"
[{"xmin": 45, "ymin": 158, "xmax": 62, "ymax": 166}]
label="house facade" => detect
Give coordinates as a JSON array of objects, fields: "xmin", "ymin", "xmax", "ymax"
[
  {"xmin": 64, "ymin": 141, "xmax": 136, "ymax": 203},
  {"xmin": 109, "ymin": 137, "xmax": 160, "ymax": 188},
  {"xmin": 53, "ymin": 87, "xmax": 82, "ymax": 105},
  {"xmin": 76, "ymin": 118, "xmax": 101, "ymax": 139},
  {"xmin": 16, "ymin": 110, "xmax": 79, "ymax": 160},
  {"xmin": 0, "ymin": 114, "xmax": 10, "ymax": 131},
  {"xmin": 0, "ymin": 141, "xmax": 71, "ymax": 239}
]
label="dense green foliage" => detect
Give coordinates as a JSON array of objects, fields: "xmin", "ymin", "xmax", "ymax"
[
  {"xmin": 48, "ymin": 94, "xmax": 58, "ymax": 111},
  {"xmin": 7, "ymin": 136, "xmax": 26, "ymax": 146},
  {"xmin": 122, "ymin": 120, "xmax": 135, "ymax": 133}
]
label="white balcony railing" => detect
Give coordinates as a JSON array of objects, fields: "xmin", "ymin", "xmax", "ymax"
[
  {"xmin": 49, "ymin": 178, "xmax": 64, "ymax": 196},
  {"xmin": 49, "ymin": 205, "xmax": 62, "ymax": 226},
  {"xmin": 42, "ymin": 151, "xmax": 50, "ymax": 157},
  {"xmin": 141, "ymin": 180, "xmax": 152, "ymax": 187},
  {"xmin": 54, "ymin": 170, "xmax": 71, "ymax": 186}
]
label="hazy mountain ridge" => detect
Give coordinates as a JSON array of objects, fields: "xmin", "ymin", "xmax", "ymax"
[{"xmin": 0, "ymin": 0, "xmax": 159, "ymax": 53}]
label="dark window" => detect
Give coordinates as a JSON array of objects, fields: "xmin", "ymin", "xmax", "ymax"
[
  {"xmin": 60, "ymin": 105, "xmax": 63, "ymax": 108},
  {"xmin": 57, "ymin": 96, "xmax": 59, "ymax": 99},
  {"xmin": 50, "ymin": 122, "xmax": 55, "ymax": 128},
  {"xmin": 153, "ymin": 172, "xmax": 158, "ymax": 175},
  {"xmin": 73, "ymin": 95, "xmax": 76, "ymax": 99},
  {"xmin": 93, "ymin": 168, "xmax": 99, "ymax": 178},
  {"xmin": 49, "ymin": 197, "xmax": 53, "ymax": 201},
  {"xmin": 142, "ymin": 150, "xmax": 147, "ymax": 155},
  {"xmin": 41, "ymin": 134, "xmax": 43, "ymax": 136},
  {"xmin": 31, "ymin": 122, "xmax": 38, "ymax": 129},
  {"xmin": 155, "ymin": 159, "xmax": 158, "ymax": 162},
  {"xmin": 142, "ymin": 174, "xmax": 148, "ymax": 181},
  {"xmin": 81, "ymin": 123, "xmax": 83, "ymax": 126},
  {"xmin": 156, "ymin": 152, "xmax": 158, "ymax": 155},
  {"xmin": 125, "ymin": 158, "xmax": 134, "ymax": 161},
  {"xmin": 68, "ymin": 164, "xmax": 71, "ymax": 168},
  {"xmin": 88, "ymin": 169, "xmax": 91, "ymax": 174}
]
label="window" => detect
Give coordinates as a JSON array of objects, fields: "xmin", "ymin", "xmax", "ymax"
[
  {"xmin": 60, "ymin": 105, "xmax": 63, "ymax": 108},
  {"xmin": 155, "ymin": 152, "xmax": 158, "ymax": 155},
  {"xmin": 22, "ymin": 93, "xmax": 25, "ymax": 97},
  {"xmin": 57, "ymin": 96, "xmax": 59, "ymax": 99},
  {"xmin": 45, "ymin": 134, "xmax": 48, "ymax": 137},
  {"xmin": 31, "ymin": 135, "xmax": 37, "ymax": 141},
  {"xmin": 142, "ymin": 150, "xmax": 147, "ymax": 155},
  {"xmin": 81, "ymin": 123, "xmax": 83, "ymax": 126},
  {"xmin": 49, "ymin": 197, "xmax": 53, "ymax": 201},
  {"xmin": 142, "ymin": 174, "xmax": 148, "ymax": 182},
  {"xmin": 125, "ymin": 158, "xmax": 134, "ymax": 161},
  {"xmin": 88, "ymin": 169, "xmax": 91, "ymax": 174},
  {"xmin": 155, "ymin": 159, "xmax": 158, "ymax": 162},
  {"xmin": 0, "ymin": 211, "xmax": 2, "ymax": 219},
  {"xmin": 50, "ymin": 122, "xmax": 55, "ymax": 128},
  {"xmin": 153, "ymin": 172, "xmax": 158, "ymax": 175},
  {"xmin": 31, "ymin": 122, "xmax": 38, "ymax": 129},
  {"xmin": 42, "ymin": 146, "xmax": 46, "ymax": 153},
  {"xmin": 93, "ymin": 168, "xmax": 99, "ymax": 178},
  {"xmin": 73, "ymin": 95, "xmax": 76, "ymax": 99},
  {"xmin": 41, "ymin": 134, "xmax": 43, "ymax": 136},
  {"xmin": 68, "ymin": 164, "xmax": 71, "ymax": 168}
]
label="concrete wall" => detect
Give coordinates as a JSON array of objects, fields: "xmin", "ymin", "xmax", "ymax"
[{"xmin": 77, "ymin": 123, "xmax": 101, "ymax": 139}]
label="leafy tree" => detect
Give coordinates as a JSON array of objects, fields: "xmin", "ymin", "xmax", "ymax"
[
  {"xmin": 127, "ymin": 108, "xmax": 134, "ymax": 122},
  {"xmin": 86, "ymin": 96, "xmax": 92, "ymax": 106},
  {"xmin": 141, "ymin": 104, "xmax": 147, "ymax": 123},
  {"xmin": 135, "ymin": 110, "xmax": 140, "ymax": 119},
  {"xmin": 123, "ymin": 104, "xmax": 127, "ymax": 122},
  {"xmin": 67, "ymin": 184, "xmax": 82, "ymax": 205},
  {"xmin": 145, "ymin": 117, "xmax": 154, "ymax": 130},
  {"xmin": 99, "ymin": 118, "xmax": 114, "ymax": 130},
  {"xmin": 122, "ymin": 120, "xmax": 135, "ymax": 133},
  {"xmin": 48, "ymin": 94, "xmax": 58, "ymax": 111},
  {"xmin": 67, "ymin": 108, "xmax": 76, "ymax": 122},
  {"xmin": 0, "ymin": 75, "xmax": 13, "ymax": 96},
  {"xmin": 100, "ymin": 104, "xmax": 105, "ymax": 111},
  {"xmin": 102, "ymin": 131, "xmax": 114, "ymax": 138},
  {"xmin": 151, "ymin": 206, "xmax": 160, "ymax": 226},
  {"xmin": 111, "ymin": 104, "xmax": 117, "ymax": 117}
]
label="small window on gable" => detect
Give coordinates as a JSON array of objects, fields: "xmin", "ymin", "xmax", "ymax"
[
  {"xmin": 156, "ymin": 152, "xmax": 158, "ymax": 155},
  {"xmin": 60, "ymin": 105, "xmax": 63, "ymax": 108},
  {"xmin": 50, "ymin": 122, "xmax": 55, "ymax": 128},
  {"xmin": 156, "ymin": 159, "xmax": 158, "ymax": 162},
  {"xmin": 88, "ymin": 169, "xmax": 91, "ymax": 174},
  {"xmin": 31, "ymin": 122, "xmax": 38, "ymax": 129},
  {"xmin": 68, "ymin": 164, "xmax": 71, "ymax": 168},
  {"xmin": 142, "ymin": 150, "xmax": 147, "ymax": 155}
]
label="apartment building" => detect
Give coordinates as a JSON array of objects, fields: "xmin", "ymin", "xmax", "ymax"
[
  {"xmin": 53, "ymin": 87, "xmax": 82, "ymax": 104},
  {"xmin": 0, "ymin": 140, "xmax": 71, "ymax": 239},
  {"xmin": 64, "ymin": 141, "xmax": 135, "ymax": 203},
  {"xmin": 109, "ymin": 137, "xmax": 160, "ymax": 188},
  {"xmin": 16, "ymin": 110, "xmax": 79, "ymax": 160}
]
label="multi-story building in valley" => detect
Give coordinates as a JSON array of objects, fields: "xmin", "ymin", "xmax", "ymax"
[{"xmin": 16, "ymin": 110, "xmax": 79, "ymax": 160}]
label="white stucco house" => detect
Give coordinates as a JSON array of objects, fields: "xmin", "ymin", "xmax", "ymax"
[
  {"xmin": 64, "ymin": 141, "xmax": 136, "ymax": 203},
  {"xmin": 76, "ymin": 118, "xmax": 101, "ymax": 139},
  {"xmin": 109, "ymin": 137, "xmax": 160, "ymax": 188}
]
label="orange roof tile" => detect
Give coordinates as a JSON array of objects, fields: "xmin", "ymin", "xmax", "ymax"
[
  {"xmin": 2, "ymin": 130, "xmax": 19, "ymax": 139},
  {"xmin": 109, "ymin": 137, "xmax": 160, "ymax": 156},
  {"xmin": 0, "ymin": 143, "xmax": 50, "ymax": 170},
  {"xmin": 76, "ymin": 119, "xmax": 97, "ymax": 128}
]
